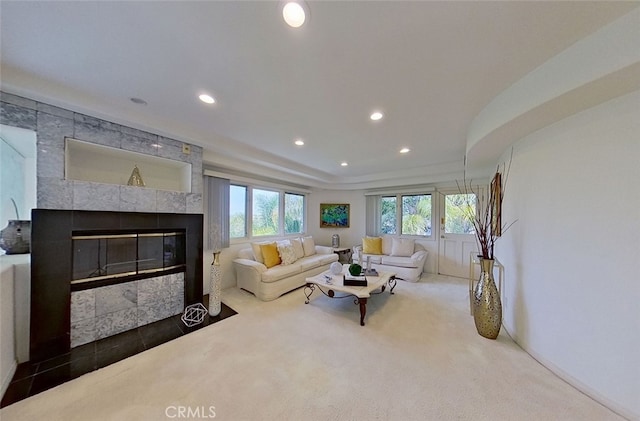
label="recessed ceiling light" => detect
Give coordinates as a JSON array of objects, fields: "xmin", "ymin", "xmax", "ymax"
[
  {"xmin": 282, "ymin": 1, "xmax": 306, "ymax": 28},
  {"xmin": 199, "ymin": 94, "xmax": 215, "ymax": 104},
  {"xmin": 341, "ymin": 162, "xmax": 348, "ymax": 167},
  {"xmin": 130, "ymin": 97, "xmax": 147, "ymax": 106},
  {"xmin": 294, "ymin": 139, "xmax": 305, "ymax": 146},
  {"xmin": 400, "ymin": 147, "xmax": 410, "ymax": 154},
  {"xmin": 370, "ymin": 111, "xmax": 383, "ymax": 121}
]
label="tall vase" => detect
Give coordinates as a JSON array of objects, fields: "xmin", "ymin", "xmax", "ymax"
[
  {"xmin": 473, "ymin": 258, "xmax": 502, "ymax": 339},
  {"xmin": 209, "ymin": 252, "xmax": 221, "ymax": 317}
]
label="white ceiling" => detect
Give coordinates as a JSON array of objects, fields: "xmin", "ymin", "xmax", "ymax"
[{"xmin": 1, "ymin": 1, "xmax": 637, "ymax": 189}]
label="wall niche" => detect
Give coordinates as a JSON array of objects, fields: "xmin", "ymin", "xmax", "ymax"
[{"xmin": 65, "ymin": 138, "xmax": 192, "ymax": 193}]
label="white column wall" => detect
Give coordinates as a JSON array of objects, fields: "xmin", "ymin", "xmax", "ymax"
[{"xmin": 496, "ymin": 90, "xmax": 640, "ymax": 419}]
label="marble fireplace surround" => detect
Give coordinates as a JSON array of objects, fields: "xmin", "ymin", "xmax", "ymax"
[
  {"xmin": 30, "ymin": 209, "xmax": 203, "ymax": 362},
  {"xmin": 70, "ymin": 272, "xmax": 185, "ymax": 348}
]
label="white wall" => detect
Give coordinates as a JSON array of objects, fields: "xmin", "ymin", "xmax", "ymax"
[
  {"xmin": 1, "ymin": 255, "xmax": 30, "ymax": 400},
  {"xmin": 496, "ymin": 90, "xmax": 640, "ymax": 419},
  {"xmin": 306, "ymin": 189, "xmax": 366, "ymax": 248}
]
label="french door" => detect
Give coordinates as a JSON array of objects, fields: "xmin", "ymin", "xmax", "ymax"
[{"xmin": 438, "ymin": 192, "xmax": 477, "ymax": 278}]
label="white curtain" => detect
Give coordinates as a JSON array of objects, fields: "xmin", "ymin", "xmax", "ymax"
[
  {"xmin": 365, "ymin": 195, "xmax": 380, "ymax": 236},
  {"xmin": 204, "ymin": 176, "xmax": 230, "ymax": 250}
]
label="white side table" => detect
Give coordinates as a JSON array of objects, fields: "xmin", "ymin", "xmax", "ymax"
[
  {"xmin": 332, "ymin": 247, "xmax": 352, "ymax": 264},
  {"xmin": 468, "ymin": 252, "xmax": 504, "ymax": 316}
]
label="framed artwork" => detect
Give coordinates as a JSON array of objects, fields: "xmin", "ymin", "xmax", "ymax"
[
  {"xmin": 320, "ymin": 203, "xmax": 350, "ymax": 228},
  {"xmin": 491, "ymin": 172, "xmax": 502, "ymax": 237}
]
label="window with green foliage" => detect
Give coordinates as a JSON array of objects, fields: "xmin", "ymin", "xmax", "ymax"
[
  {"xmin": 444, "ymin": 193, "xmax": 475, "ymax": 234},
  {"xmin": 402, "ymin": 194, "xmax": 432, "ymax": 236},
  {"xmin": 229, "ymin": 184, "xmax": 306, "ymax": 239},
  {"xmin": 252, "ymin": 188, "xmax": 279, "ymax": 236},
  {"xmin": 379, "ymin": 193, "xmax": 432, "ymax": 237},
  {"xmin": 285, "ymin": 193, "xmax": 304, "ymax": 234},
  {"xmin": 230, "ymin": 185, "xmax": 247, "ymax": 238},
  {"xmin": 381, "ymin": 196, "xmax": 397, "ymax": 234}
]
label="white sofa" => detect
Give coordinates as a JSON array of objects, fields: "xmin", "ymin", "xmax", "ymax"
[
  {"xmin": 234, "ymin": 236, "xmax": 339, "ymax": 301},
  {"xmin": 352, "ymin": 236, "xmax": 428, "ymax": 282}
]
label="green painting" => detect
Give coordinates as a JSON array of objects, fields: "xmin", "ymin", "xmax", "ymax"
[{"xmin": 320, "ymin": 203, "xmax": 350, "ymax": 228}]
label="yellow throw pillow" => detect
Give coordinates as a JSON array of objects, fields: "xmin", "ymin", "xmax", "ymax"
[
  {"xmin": 260, "ymin": 242, "xmax": 281, "ymax": 268},
  {"xmin": 362, "ymin": 237, "xmax": 383, "ymax": 255}
]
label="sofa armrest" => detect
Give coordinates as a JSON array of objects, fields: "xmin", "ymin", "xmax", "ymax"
[
  {"xmin": 315, "ymin": 245, "xmax": 333, "ymax": 254},
  {"xmin": 233, "ymin": 258, "xmax": 267, "ymax": 273},
  {"xmin": 411, "ymin": 250, "xmax": 427, "ymax": 261}
]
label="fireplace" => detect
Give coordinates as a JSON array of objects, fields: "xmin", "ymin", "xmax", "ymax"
[
  {"xmin": 30, "ymin": 209, "xmax": 203, "ymax": 362},
  {"xmin": 71, "ymin": 230, "xmax": 186, "ymax": 287}
]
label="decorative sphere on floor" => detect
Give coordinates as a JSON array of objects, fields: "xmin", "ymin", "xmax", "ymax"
[{"xmin": 330, "ymin": 261, "xmax": 342, "ymax": 275}]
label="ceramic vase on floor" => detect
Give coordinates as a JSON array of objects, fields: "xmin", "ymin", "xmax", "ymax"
[
  {"xmin": 473, "ymin": 258, "xmax": 502, "ymax": 339},
  {"xmin": 209, "ymin": 252, "xmax": 221, "ymax": 317}
]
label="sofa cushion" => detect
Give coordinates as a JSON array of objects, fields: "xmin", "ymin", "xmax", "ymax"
[
  {"xmin": 381, "ymin": 255, "xmax": 419, "ymax": 268},
  {"xmin": 298, "ymin": 253, "xmax": 338, "ymax": 271},
  {"xmin": 359, "ymin": 253, "xmax": 382, "ymax": 264},
  {"xmin": 391, "ymin": 238, "xmax": 415, "ymax": 257},
  {"xmin": 302, "ymin": 236, "xmax": 316, "ymax": 256},
  {"xmin": 261, "ymin": 263, "xmax": 302, "ymax": 283},
  {"xmin": 251, "ymin": 241, "xmax": 273, "ymax": 264},
  {"xmin": 362, "ymin": 237, "xmax": 382, "ymax": 254},
  {"xmin": 291, "ymin": 237, "xmax": 305, "ymax": 259},
  {"xmin": 277, "ymin": 242, "xmax": 297, "ymax": 265},
  {"xmin": 381, "ymin": 235, "xmax": 394, "ymax": 255},
  {"xmin": 260, "ymin": 242, "xmax": 282, "ymax": 268}
]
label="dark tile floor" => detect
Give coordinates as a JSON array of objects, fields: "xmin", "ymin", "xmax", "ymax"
[{"xmin": 1, "ymin": 299, "xmax": 237, "ymax": 408}]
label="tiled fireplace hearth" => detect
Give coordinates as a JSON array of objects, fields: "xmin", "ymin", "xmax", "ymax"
[
  {"xmin": 70, "ymin": 273, "xmax": 185, "ymax": 347},
  {"xmin": 30, "ymin": 209, "xmax": 203, "ymax": 362}
]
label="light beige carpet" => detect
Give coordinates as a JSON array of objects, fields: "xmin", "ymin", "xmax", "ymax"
[{"xmin": 1, "ymin": 274, "xmax": 623, "ymax": 420}]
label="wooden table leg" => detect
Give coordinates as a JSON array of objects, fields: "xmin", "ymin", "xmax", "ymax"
[{"xmin": 358, "ymin": 298, "xmax": 368, "ymax": 326}]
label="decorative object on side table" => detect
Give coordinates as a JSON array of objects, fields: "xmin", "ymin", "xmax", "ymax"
[
  {"xmin": 0, "ymin": 198, "xmax": 31, "ymax": 255},
  {"xmin": 460, "ymin": 154, "xmax": 515, "ymax": 339},
  {"xmin": 331, "ymin": 234, "xmax": 340, "ymax": 248},
  {"xmin": 209, "ymin": 223, "xmax": 222, "ymax": 317}
]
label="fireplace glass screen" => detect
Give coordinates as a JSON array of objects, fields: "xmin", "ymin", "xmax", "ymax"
[{"xmin": 72, "ymin": 231, "xmax": 186, "ymax": 284}]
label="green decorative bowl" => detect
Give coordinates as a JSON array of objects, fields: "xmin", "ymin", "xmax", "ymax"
[{"xmin": 348, "ymin": 263, "xmax": 362, "ymax": 276}]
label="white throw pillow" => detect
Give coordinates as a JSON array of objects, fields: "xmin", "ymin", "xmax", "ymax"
[
  {"xmin": 290, "ymin": 237, "xmax": 305, "ymax": 259},
  {"xmin": 302, "ymin": 236, "xmax": 316, "ymax": 256},
  {"xmin": 381, "ymin": 235, "xmax": 394, "ymax": 256},
  {"xmin": 277, "ymin": 243, "xmax": 297, "ymax": 265},
  {"xmin": 390, "ymin": 238, "xmax": 415, "ymax": 257},
  {"xmin": 251, "ymin": 241, "xmax": 272, "ymax": 264}
]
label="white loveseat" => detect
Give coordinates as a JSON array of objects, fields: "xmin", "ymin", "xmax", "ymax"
[
  {"xmin": 352, "ymin": 236, "xmax": 428, "ymax": 282},
  {"xmin": 234, "ymin": 236, "xmax": 339, "ymax": 301}
]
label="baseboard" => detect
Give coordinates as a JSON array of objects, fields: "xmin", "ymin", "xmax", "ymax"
[
  {"xmin": 502, "ymin": 324, "xmax": 637, "ymax": 421},
  {"xmin": 1, "ymin": 360, "xmax": 17, "ymax": 402}
]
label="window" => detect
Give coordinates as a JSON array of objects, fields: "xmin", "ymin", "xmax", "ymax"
[
  {"xmin": 229, "ymin": 185, "xmax": 247, "ymax": 238},
  {"xmin": 444, "ymin": 193, "xmax": 475, "ymax": 234},
  {"xmin": 379, "ymin": 193, "xmax": 432, "ymax": 237},
  {"xmin": 252, "ymin": 188, "xmax": 279, "ymax": 236},
  {"xmin": 381, "ymin": 196, "xmax": 397, "ymax": 234},
  {"xmin": 402, "ymin": 194, "xmax": 432, "ymax": 236},
  {"xmin": 284, "ymin": 193, "xmax": 304, "ymax": 234},
  {"xmin": 229, "ymin": 184, "xmax": 306, "ymax": 240}
]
